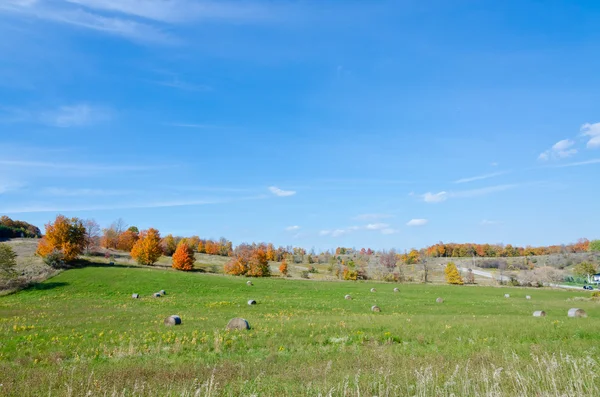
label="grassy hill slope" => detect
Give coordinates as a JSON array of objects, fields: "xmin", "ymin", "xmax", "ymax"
[{"xmin": 1, "ymin": 265, "xmax": 599, "ymax": 396}]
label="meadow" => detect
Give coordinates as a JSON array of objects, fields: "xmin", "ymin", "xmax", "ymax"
[{"xmin": 1, "ymin": 264, "xmax": 600, "ymax": 396}]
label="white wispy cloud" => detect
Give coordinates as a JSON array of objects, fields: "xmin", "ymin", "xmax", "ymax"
[
  {"xmin": 0, "ymin": 194, "xmax": 267, "ymax": 214},
  {"xmin": 268, "ymin": 186, "xmax": 296, "ymax": 197},
  {"xmin": 42, "ymin": 187, "xmax": 138, "ymax": 197},
  {"xmin": 285, "ymin": 225, "xmax": 300, "ymax": 231},
  {"xmin": 0, "ymin": 160, "xmax": 171, "ymax": 172},
  {"xmin": 406, "ymin": 219, "xmax": 428, "ymax": 227},
  {"xmin": 0, "ymin": 2, "xmax": 173, "ymax": 43},
  {"xmin": 581, "ymin": 122, "xmax": 600, "ymax": 149},
  {"xmin": 366, "ymin": 223, "xmax": 389, "ymax": 230},
  {"xmin": 538, "ymin": 139, "xmax": 577, "ymax": 161},
  {"xmin": 423, "ymin": 191, "xmax": 448, "ymax": 203},
  {"xmin": 421, "ymin": 184, "xmax": 519, "ymax": 203},
  {"xmin": 454, "ymin": 171, "xmax": 509, "ymax": 184},
  {"xmin": 0, "ymin": 179, "xmax": 25, "ymax": 194},
  {"xmin": 0, "ymin": 0, "xmax": 273, "ymax": 44},
  {"xmin": 549, "ymin": 158, "xmax": 600, "ymax": 168},
  {"xmin": 353, "ymin": 213, "xmax": 393, "ymax": 221}
]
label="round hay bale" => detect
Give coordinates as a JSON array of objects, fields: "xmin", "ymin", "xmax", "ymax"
[
  {"xmin": 131, "ymin": 293, "xmax": 139, "ymax": 299},
  {"xmin": 159, "ymin": 290, "xmax": 166, "ymax": 295},
  {"xmin": 371, "ymin": 305, "xmax": 381, "ymax": 312},
  {"xmin": 393, "ymin": 287, "xmax": 399, "ymax": 292},
  {"xmin": 246, "ymin": 281, "xmax": 253, "ymax": 286},
  {"xmin": 532, "ymin": 311, "xmax": 546, "ymax": 317},
  {"xmin": 226, "ymin": 317, "xmax": 250, "ymax": 330},
  {"xmin": 436, "ymin": 297, "xmax": 444, "ymax": 303},
  {"xmin": 370, "ymin": 288, "xmax": 376, "ymax": 293},
  {"xmin": 153, "ymin": 292, "xmax": 161, "ymax": 298},
  {"xmin": 568, "ymin": 308, "xmax": 587, "ymax": 318},
  {"xmin": 164, "ymin": 315, "xmax": 181, "ymax": 326},
  {"xmin": 247, "ymin": 299, "xmax": 257, "ymax": 305},
  {"xmin": 526, "ymin": 295, "xmax": 531, "ymax": 300},
  {"xmin": 344, "ymin": 294, "xmax": 352, "ymax": 300},
  {"xmin": 504, "ymin": 294, "xmax": 510, "ymax": 298}
]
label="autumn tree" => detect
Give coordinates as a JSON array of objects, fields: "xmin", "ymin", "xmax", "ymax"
[
  {"xmin": 444, "ymin": 262, "xmax": 464, "ymax": 285},
  {"xmin": 0, "ymin": 243, "xmax": 17, "ymax": 279},
  {"xmin": 197, "ymin": 240, "xmax": 205, "ymax": 253},
  {"xmin": 36, "ymin": 215, "xmax": 86, "ymax": 263},
  {"xmin": 187, "ymin": 236, "xmax": 200, "ymax": 252},
  {"xmin": 82, "ymin": 219, "xmax": 101, "ymax": 255},
  {"xmin": 101, "ymin": 227, "xmax": 119, "ymax": 249},
  {"xmin": 130, "ymin": 228, "xmax": 163, "ymax": 265},
  {"xmin": 161, "ymin": 234, "xmax": 177, "ymax": 256},
  {"xmin": 172, "ymin": 242, "xmax": 195, "ymax": 271},
  {"xmin": 266, "ymin": 243, "xmax": 276, "ymax": 261},
  {"xmin": 117, "ymin": 229, "xmax": 139, "ymax": 251},
  {"xmin": 279, "ymin": 258, "xmax": 288, "ymax": 276},
  {"xmin": 247, "ymin": 247, "xmax": 270, "ymax": 277}
]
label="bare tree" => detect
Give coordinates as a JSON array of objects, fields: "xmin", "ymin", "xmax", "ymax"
[
  {"xmin": 112, "ymin": 218, "xmax": 128, "ymax": 235},
  {"xmin": 83, "ymin": 219, "xmax": 101, "ymax": 254}
]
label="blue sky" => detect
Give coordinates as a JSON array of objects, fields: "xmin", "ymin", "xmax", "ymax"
[{"xmin": 0, "ymin": 0, "xmax": 599, "ymax": 251}]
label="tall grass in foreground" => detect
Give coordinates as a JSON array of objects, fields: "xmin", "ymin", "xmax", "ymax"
[{"xmin": 2, "ymin": 353, "xmax": 597, "ymax": 396}]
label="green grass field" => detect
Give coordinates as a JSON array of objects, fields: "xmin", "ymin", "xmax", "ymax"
[{"xmin": 1, "ymin": 265, "xmax": 600, "ymax": 396}]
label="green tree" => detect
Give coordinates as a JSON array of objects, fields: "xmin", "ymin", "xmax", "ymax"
[
  {"xmin": 589, "ymin": 240, "xmax": 600, "ymax": 253},
  {"xmin": 574, "ymin": 262, "xmax": 597, "ymax": 278},
  {"xmin": 0, "ymin": 243, "xmax": 17, "ymax": 278}
]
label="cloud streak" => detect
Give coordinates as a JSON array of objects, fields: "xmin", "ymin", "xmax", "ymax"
[
  {"xmin": 581, "ymin": 122, "xmax": 600, "ymax": 149},
  {"xmin": 268, "ymin": 186, "xmax": 296, "ymax": 197},
  {"xmin": 406, "ymin": 219, "xmax": 428, "ymax": 226},
  {"xmin": 454, "ymin": 171, "xmax": 509, "ymax": 184},
  {"xmin": 421, "ymin": 184, "xmax": 519, "ymax": 203},
  {"xmin": 0, "ymin": 160, "xmax": 172, "ymax": 172}
]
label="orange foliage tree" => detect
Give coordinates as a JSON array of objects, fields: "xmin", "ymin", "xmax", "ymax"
[
  {"xmin": 36, "ymin": 215, "xmax": 86, "ymax": 262},
  {"xmin": 161, "ymin": 234, "xmax": 177, "ymax": 256},
  {"xmin": 172, "ymin": 242, "xmax": 195, "ymax": 271},
  {"xmin": 224, "ymin": 246, "xmax": 270, "ymax": 277},
  {"xmin": 278, "ymin": 258, "xmax": 288, "ymax": 275},
  {"xmin": 130, "ymin": 228, "xmax": 163, "ymax": 265},
  {"xmin": 117, "ymin": 229, "xmax": 138, "ymax": 251},
  {"xmin": 197, "ymin": 240, "xmax": 205, "ymax": 253}
]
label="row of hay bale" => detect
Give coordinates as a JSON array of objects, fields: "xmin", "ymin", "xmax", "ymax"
[
  {"xmin": 132, "ymin": 290, "xmax": 166, "ymax": 299},
  {"xmin": 163, "ymin": 315, "xmax": 250, "ymax": 330},
  {"xmin": 533, "ymin": 308, "xmax": 587, "ymax": 318},
  {"xmin": 504, "ymin": 294, "xmax": 532, "ymax": 299}
]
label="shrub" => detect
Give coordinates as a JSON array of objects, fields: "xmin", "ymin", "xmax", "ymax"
[
  {"xmin": 589, "ymin": 240, "xmax": 600, "ymax": 253},
  {"xmin": 42, "ymin": 249, "xmax": 66, "ymax": 269},
  {"xmin": 591, "ymin": 291, "xmax": 600, "ymax": 298},
  {"xmin": 172, "ymin": 243, "xmax": 195, "ymax": 271},
  {"xmin": 308, "ymin": 265, "xmax": 318, "ymax": 273},
  {"xmin": 0, "ymin": 243, "xmax": 17, "ymax": 278},
  {"xmin": 300, "ymin": 270, "xmax": 310, "ymax": 279},
  {"xmin": 444, "ymin": 262, "xmax": 464, "ymax": 285},
  {"xmin": 574, "ymin": 262, "xmax": 597, "ymax": 277},
  {"xmin": 343, "ymin": 267, "xmax": 358, "ymax": 280}
]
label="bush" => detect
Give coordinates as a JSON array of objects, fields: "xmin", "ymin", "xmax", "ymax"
[
  {"xmin": 300, "ymin": 270, "xmax": 310, "ymax": 279},
  {"xmin": 43, "ymin": 249, "xmax": 66, "ymax": 269},
  {"xmin": 279, "ymin": 260, "xmax": 288, "ymax": 276},
  {"xmin": 591, "ymin": 291, "xmax": 600, "ymax": 298},
  {"xmin": 589, "ymin": 240, "xmax": 600, "ymax": 253}
]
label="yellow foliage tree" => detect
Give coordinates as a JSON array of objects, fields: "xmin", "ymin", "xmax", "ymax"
[
  {"xmin": 130, "ymin": 228, "xmax": 163, "ymax": 265},
  {"xmin": 36, "ymin": 215, "xmax": 86, "ymax": 262},
  {"xmin": 172, "ymin": 242, "xmax": 195, "ymax": 271},
  {"xmin": 161, "ymin": 234, "xmax": 177, "ymax": 256},
  {"xmin": 444, "ymin": 262, "xmax": 464, "ymax": 285}
]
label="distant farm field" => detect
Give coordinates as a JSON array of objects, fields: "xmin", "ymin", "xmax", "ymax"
[{"xmin": 1, "ymin": 266, "xmax": 600, "ymax": 396}]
